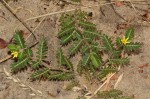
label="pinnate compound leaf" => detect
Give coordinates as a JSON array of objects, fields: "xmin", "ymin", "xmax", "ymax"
[
  {"xmin": 111, "ymin": 50, "xmax": 121, "ymax": 58},
  {"xmin": 98, "ymin": 67, "xmax": 117, "ymax": 79},
  {"xmin": 80, "ymin": 46, "xmax": 90, "ymax": 55},
  {"xmin": 125, "ymin": 28, "xmax": 134, "ymax": 41},
  {"xmin": 81, "ymin": 53, "xmax": 91, "ymax": 66},
  {"xmin": 37, "ymin": 37, "xmax": 48, "ymax": 61},
  {"xmin": 26, "ymin": 48, "xmax": 33, "ymax": 57},
  {"xmin": 76, "ymin": 10, "xmax": 87, "ymax": 20},
  {"xmin": 64, "ymin": 57, "xmax": 73, "ymax": 70},
  {"xmin": 79, "ymin": 21, "xmax": 96, "ymax": 29},
  {"xmin": 91, "ymin": 42, "xmax": 100, "ymax": 53},
  {"xmin": 14, "ymin": 31, "xmax": 26, "ymax": 49},
  {"xmin": 11, "ymin": 58, "xmax": 29, "ymax": 72},
  {"xmin": 124, "ymin": 42, "xmax": 141, "ymax": 52},
  {"xmin": 90, "ymin": 52, "xmax": 102, "ymax": 68},
  {"xmin": 102, "ymin": 34, "xmax": 115, "ymax": 52},
  {"xmin": 18, "ymin": 51, "xmax": 26, "ymax": 60},
  {"xmin": 116, "ymin": 37, "xmax": 122, "ymax": 46},
  {"xmin": 84, "ymin": 30, "xmax": 101, "ymax": 39},
  {"xmin": 57, "ymin": 48, "xmax": 65, "ymax": 66},
  {"xmin": 7, "ymin": 44, "xmax": 20, "ymax": 51},
  {"xmin": 31, "ymin": 67, "xmax": 50, "ymax": 80},
  {"xmin": 60, "ymin": 15, "xmax": 74, "ymax": 29},
  {"xmin": 98, "ymin": 89, "xmax": 131, "ymax": 98},
  {"xmin": 31, "ymin": 37, "xmax": 48, "ymax": 69},
  {"xmin": 69, "ymin": 40, "xmax": 83, "ymax": 56},
  {"xmin": 72, "ymin": 30, "xmax": 82, "ymax": 40},
  {"xmin": 109, "ymin": 58, "xmax": 129, "ymax": 65},
  {"xmin": 57, "ymin": 48, "xmax": 73, "ymax": 70},
  {"xmin": 60, "ymin": 33, "xmax": 73, "ymax": 45},
  {"xmin": 31, "ymin": 61, "xmax": 41, "ymax": 69},
  {"xmin": 48, "ymin": 72, "xmax": 74, "ymax": 81},
  {"xmin": 71, "ymin": 0, "xmax": 81, "ymax": 3},
  {"xmin": 58, "ymin": 26, "xmax": 75, "ymax": 37},
  {"xmin": 98, "ymin": 89, "xmax": 122, "ymax": 98}
]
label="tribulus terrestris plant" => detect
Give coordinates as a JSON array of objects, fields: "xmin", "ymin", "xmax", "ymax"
[
  {"xmin": 8, "ymin": 31, "xmax": 74, "ymax": 81},
  {"xmin": 7, "ymin": 10, "xmax": 141, "ymax": 81},
  {"xmin": 57, "ymin": 10, "xmax": 141, "ymax": 80}
]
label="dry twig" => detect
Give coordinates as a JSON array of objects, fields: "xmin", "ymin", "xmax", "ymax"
[
  {"xmin": 25, "ymin": 1, "xmax": 57, "ymax": 41},
  {"xmin": 0, "ymin": 55, "xmax": 12, "ymax": 63},
  {"xmin": 114, "ymin": 73, "xmax": 124, "ymax": 89},
  {"xmin": 2, "ymin": 65, "xmax": 48, "ymax": 99},
  {"xmin": 25, "ymin": 2, "xmax": 115, "ymax": 21},
  {"xmin": 0, "ymin": 0, "xmax": 37, "ymax": 40}
]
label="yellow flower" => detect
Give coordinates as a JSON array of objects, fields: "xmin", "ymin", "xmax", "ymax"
[
  {"xmin": 11, "ymin": 51, "xmax": 19, "ymax": 58},
  {"xmin": 121, "ymin": 36, "xmax": 130, "ymax": 45}
]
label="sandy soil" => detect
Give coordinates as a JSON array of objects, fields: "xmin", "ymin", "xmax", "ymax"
[{"xmin": 0, "ymin": 0, "xmax": 150, "ymax": 99}]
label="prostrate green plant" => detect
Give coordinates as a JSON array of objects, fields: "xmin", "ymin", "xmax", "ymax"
[
  {"xmin": 7, "ymin": 10, "xmax": 141, "ymax": 82},
  {"xmin": 31, "ymin": 37, "xmax": 48, "ymax": 69},
  {"xmin": 8, "ymin": 31, "xmax": 74, "ymax": 80},
  {"xmin": 57, "ymin": 10, "xmax": 141, "ymax": 80},
  {"xmin": 116, "ymin": 28, "xmax": 141, "ymax": 52},
  {"xmin": 57, "ymin": 48, "xmax": 73, "ymax": 70},
  {"xmin": 8, "ymin": 31, "xmax": 32, "ymax": 72}
]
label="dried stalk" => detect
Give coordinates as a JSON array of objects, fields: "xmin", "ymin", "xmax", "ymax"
[
  {"xmin": 25, "ymin": 2, "xmax": 115, "ymax": 21},
  {"xmin": 0, "ymin": 55, "xmax": 12, "ymax": 63}
]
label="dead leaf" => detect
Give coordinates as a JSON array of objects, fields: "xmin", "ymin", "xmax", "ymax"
[
  {"xmin": 138, "ymin": 63, "xmax": 149, "ymax": 69},
  {"xmin": 20, "ymin": 30, "xmax": 29, "ymax": 36},
  {"xmin": 138, "ymin": 69, "xmax": 143, "ymax": 73},
  {"xmin": 142, "ymin": 10, "xmax": 149, "ymax": 21},
  {"xmin": 117, "ymin": 23, "xmax": 128, "ymax": 30},
  {"xmin": 19, "ymin": 84, "xmax": 26, "ymax": 87},
  {"xmin": 115, "ymin": 1, "xmax": 124, "ymax": 7},
  {"xmin": 29, "ymin": 93, "xmax": 36, "ymax": 96},
  {"xmin": 12, "ymin": 78, "xmax": 19, "ymax": 83},
  {"xmin": 110, "ymin": 73, "xmax": 118, "ymax": 80},
  {"xmin": 104, "ymin": 82, "xmax": 112, "ymax": 91},
  {"xmin": 0, "ymin": 38, "xmax": 7, "ymax": 49},
  {"xmin": 37, "ymin": 90, "xmax": 42, "ymax": 94},
  {"xmin": 47, "ymin": 91, "xmax": 56, "ymax": 97},
  {"xmin": 114, "ymin": 73, "xmax": 124, "ymax": 89},
  {"xmin": 3, "ymin": 67, "xmax": 10, "ymax": 76},
  {"xmin": 72, "ymin": 86, "xmax": 82, "ymax": 92}
]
